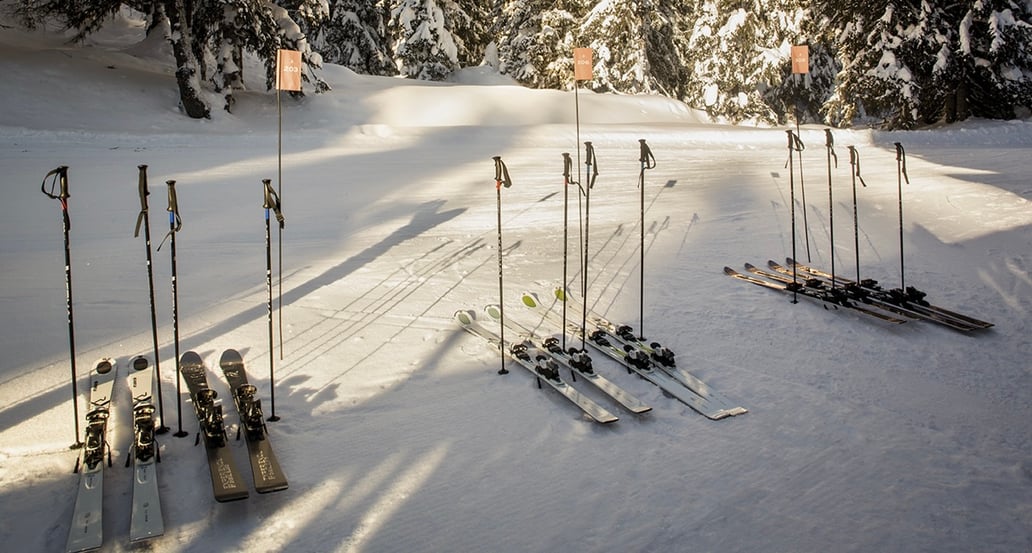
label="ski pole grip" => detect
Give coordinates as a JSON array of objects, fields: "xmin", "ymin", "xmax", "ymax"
[
  {"xmin": 493, "ymin": 156, "xmax": 512, "ymax": 189},
  {"xmin": 638, "ymin": 139, "xmax": 656, "ymax": 169},
  {"xmin": 134, "ymin": 165, "xmax": 150, "ymax": 238},
  {"xmin": 894, "ymin": 142, "xmax": 909, "ymax": 184},
  {"xmin": 41, "ymin": 165, "xmax": 70, "ymax": 199},
  {"xmin": 584, "ymin": 141, "xmax": 595, "ymax": 165},
  {"xmin": 562, "ymin": 153, "xmax": 572, "ymax": 180},
  {"xmin": 824, "ymin": 128, "xmax": 834, "ymax": 148},
  {"xmin": 262, "ymin": 178, "xmax": 274, "ymax": 209}
]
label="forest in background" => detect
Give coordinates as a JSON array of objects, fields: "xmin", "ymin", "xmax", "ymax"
[{"xmin": 10, "ymin": 0, "xmax": 1032, "ymax": 128}]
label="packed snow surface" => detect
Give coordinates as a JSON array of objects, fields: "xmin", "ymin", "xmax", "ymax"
[{"xmin": 0, "ymin": 15, "xmax": 1030, "ymax": 553}]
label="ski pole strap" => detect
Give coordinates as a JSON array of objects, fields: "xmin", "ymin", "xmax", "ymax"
[
  {"xmin": 847, "ymin": 146, "xmax": 867, "ymax": 187},
  {"xmin": 638, "ymin": 139, "xmax": 656, "ymax": 170},
  {"xmin": 262, "ymin": 178, "xmax": 285, "ymax": 229},
  {"xmin": 584, "ymin": 141, "xmax": 598, "ymax": 189},
  {"xmin": 493, "ymin": 156, "xmax": 512, "ymax": 190},
  {"xmin": 824, "ymin": 129, "xmax": 837, "ymax": 167},
  {"xmin": 134, "ymin": 165, "xmax": 150, "ymax": 238},
  {"xmin": 41, "ymin": 165, "xmax": 71, "ymax": 228},
  {"xmin": 894, "ymin": 142, "xmax": 909, "ymax": 184}
]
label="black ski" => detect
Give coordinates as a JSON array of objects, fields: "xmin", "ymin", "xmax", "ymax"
[
  {"xmin": 179, "ymin": 351, "xmax": 249, "ymax": 502},
  {"xmin": 725, "ymin": 265, "xmax": 906, "ymax": 324},
  {"xmin": 219, "ymin": 349, "xmax": 288, "ymax": 494},
  {"xmin": 786, "ymin": 258, "xmax": 992, "ymax": 330},
  {"xmin": 455, "ymin": 310, "xmax": 619, "ymax": 424}
]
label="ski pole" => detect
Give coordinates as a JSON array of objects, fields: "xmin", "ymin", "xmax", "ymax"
[
  {"xmin": 41, "ymin": 165, "xmax": 83, "ymax": 449},
  {"xmin": 824, "ymin": 129, "xmax": 838, "ymax": 289},
  {"xmin": 158, "ymin": 180, "xmax": 187, "ymax": 438},
  {"xmin": 785, "ymin": 131, "xmax": 800, "ymax": 303},
  {"xmin": 582, "ymin": 141, "xmax": 598, "ymax": 350},
  {"xmin": 263, "ymin": 179, "xmax": 285, "ymax": 421},
  {"xmin": 637, "ymin": 139, "xmax": 656, "ymax": 339},
  {"xmin": 561, "ymin": 152, "xmax": 573, "ymax": 351},
  {"xmin": 493, "ymin": 156, "xmax": 512, "ymax": 375},
  {"xmin": 797, "ymin": 130, "xmax": 812, "ymax": 262},
  {"xmin": 894, "ymin": 142, "xmax": 910, "ymax": 292},
  {"xmin": 847, "ymin": 146, "xmax": 868, "ymax": 283},
  {"xmin": 133, "ymin": 165, "xmax": 169, "ymax": 434}
]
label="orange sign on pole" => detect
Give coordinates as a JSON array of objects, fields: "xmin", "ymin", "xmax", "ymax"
[
  {"xmin": 573, "ymin": 48, "xmax": 593, "ymax": 81},
  {"xmin": 276, "ymin": 49, "xmax": 303, "ymax": 91},
  {"xmin": 791, "ymin": 45, "xmax": 809, "ymax": 74}
]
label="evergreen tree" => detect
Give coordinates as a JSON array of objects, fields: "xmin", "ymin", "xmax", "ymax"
[
  {"xmin": 951, "ymin": 0, "xmax": 1032, "ymax": 120},
  {"xmin": 492, "ymin": 0, "xmax": 585, "ymax": 89},
  {"xmin": 17, "ymin": 0, "xmax": 328, "ymax": 118},
  {"xmin": 316, "ymin": 0, "xmax": 395, "ymax": 75},
  {"xmin": 576, "ymin": 0, "xmax": 652, "ymax": 94},
  {"xmin": 389, "ymin": 0, "xmax": 459, "ymax": 79},
  {"xmin": 683, "ymin": 0, "xmax": 808, "ymax": 124}
]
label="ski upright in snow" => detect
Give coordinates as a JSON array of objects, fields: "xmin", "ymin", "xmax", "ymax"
[
  {"xmin": 179, "ymin": 351, "xmax": 249, "ymax": 502},
  {"xmin": 126, "ymin": 355, "xmax": 164, "ymax": 542},
  {"xmin": 66, "ymin": 358, "xmax": 118, "ymax": 553},
  {"xmin": 456, "ymin": 309, "xmax": 618, "ymax": 424},
  {"xmin": 483, "ymin": 304, "xmax": 652, "ymax": 415},
  {"xmin": 219, "ymin": 349, "xmax": 288, "ymax": 494},
  {"xmin": 521, "ymin": 292, "xmax": 746, "ymax": 420}
]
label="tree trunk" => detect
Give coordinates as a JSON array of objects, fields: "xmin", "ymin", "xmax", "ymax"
[{"xmin": 162, "ymin": 0, "xmax": 210, "ymax": 119}]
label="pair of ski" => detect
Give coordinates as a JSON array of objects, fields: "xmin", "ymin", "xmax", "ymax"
[
  {"xmin": 776, "ymin": 259, "xmax": 992, "ymax": 332},
  {"xmin": 456, "ymin": 309, "xmax": 623, "ymax": 424},
  {"xmin": 179, "ymin": 349, "xmax": 288, "ymax": 503},
  {"xmin": 522, "ymin": 290, "xmax": 747, "ymax": 420},
  {"xmin": 724, "ymin": 263, "xmax": 908, "ymax": 324},
  {"xmin": 66, "ymin": 356, "xmax": 163, "ymax": 553}
]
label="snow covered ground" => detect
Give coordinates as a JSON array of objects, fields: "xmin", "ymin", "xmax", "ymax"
[{"xmin": 1, "ymin": 14, "xmax": 1030, "ymax": 553}]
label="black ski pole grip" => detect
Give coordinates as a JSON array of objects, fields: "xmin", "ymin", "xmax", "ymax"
[
  {"xmin": 638, "ymin": 139, "xmax": 656, "ymax": 169},
  {"xmin": 263, "ymin": 178, "xmax": 285, "ymax": 229},
  {"xmin": 894, "ymin": 142, "xmax": 909, "ymax": 184},
  {"xmin": 493, "ymin": 156, "xmax": 512, "ymax": 189},
  {"xmin": 562, "ymin": 152, "xmax": 572, "ymax": 181},
  {"xmin": 134, "ymin": 165, "xmax": 149, "ymax": 238},
  {"xmin": 166, "ymin": 180, "xmax": 181, "ymax": 231},
  {"xmin": 848, "ymin": 146, "xmax": 867, "ymax": 187},
  {"xmin": 825, "ymin": 129, "xmax": 837, "ymax": 167},
  {"xmin": 41, "ymin": 165, "xmax": 70, "ymax": 199},
  {"xmin": 585, "ymin": 141, "xmax": 598, "ymax": 188}
]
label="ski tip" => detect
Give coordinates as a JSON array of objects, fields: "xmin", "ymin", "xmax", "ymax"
[
  {"xmin": 180, "ymin": 351, "xmax": 203, "ymax": 366},
  {"xmin": 94, "ymin": 357, "xmax": 115, "ymax": 374},
  {"xmin": 744, "ymin": 262, "xmax": 757, "ymax": 271},
  {"xmin": 722, "ymin": 266, "xmax": 738, "ymax": 276},
  {"xmin": 484, "ymin": 304, "xmax": 502, "ymax": 320},
  {"xmin": 454, "ymin": 309, "xmax": 475, "ymax": 326},
  {"xmin": 520, "ymin": 291, "xmax": 540, "ymax": 308},
  {"xmin": 131, "ymin": 355, "xmax": 149, "ymax": 372},
  {"xmin": 219, "ymin": 349, "xmax": 243, "ymax": 366},
  {"xmin": 553, "ymin": 287, "xmax": 568, "ymax": 302}
]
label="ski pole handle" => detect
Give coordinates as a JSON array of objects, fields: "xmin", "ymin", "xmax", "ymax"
[
  {"xmin": 166, "ymin": 180, "xmax": 182, "ymax": 231},
  {"xmin": 134, "ymin": 165, "xmax": 149, "ymax": 238},
  {"xmin": 585, "ymin": 142, "xmax": 598, "ymax": 189},
  {"xmin": 894, "ymin": 142, "xmax": 909, "ymax": 184},
  {"xmin": 847, "ymin": 146, "xmax": 867, "ymax": 187},
  {"xmin": 493, "ymin": 156, "xmax": 512, "ymax": 190},
  {"xmin": 638, "ymin": 139, "xmax": 656, "ymax": 170},
  {"xmin": 562, "ymin": 152, "xmax": 572, "ymax": 182},
  {"xmin": 263, "ymin": 178, "xmax": 285, "ymax": 229},
  {"xmin": 41, "ymin": 165, "xmax": 70, "ymax": 200},
  {"xmin": 825, "ymin": 129, "xmax": 837, "ymax": 167}
]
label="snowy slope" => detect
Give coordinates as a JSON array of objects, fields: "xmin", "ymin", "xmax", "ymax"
[{"xmin": 1, "ymin": 14, "xmax": 1030, "ymax": 553}]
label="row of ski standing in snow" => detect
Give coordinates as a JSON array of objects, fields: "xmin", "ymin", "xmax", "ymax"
[
  {"xmin": 66, "ymin": 350, "xmax": 288, "ymax": 553},
  {"xmin": 37, "ymin": 165, "xmax": 290, "ymax": 551},
  {"xmin": 460, "ymin": 140, "xmax": 748, "ymax": 424},
  {"xmin": 724, "ymin": 132, "xmax": 992, "ymax": 331}
]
